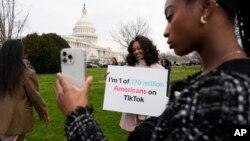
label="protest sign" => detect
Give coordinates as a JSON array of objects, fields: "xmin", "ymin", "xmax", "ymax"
[{"xmin": 103, "ymin": 66, "xmax": 168, "ymax": 116}]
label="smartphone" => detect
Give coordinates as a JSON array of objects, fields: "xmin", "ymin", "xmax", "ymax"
[{"xmin": 60, "ymin": 48, "xmax": 86, "ymax": 88}]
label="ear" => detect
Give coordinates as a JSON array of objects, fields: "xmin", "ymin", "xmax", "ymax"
[{"xmin": 200, "ymin": 0, "xmax": 215, "ymax": 17}]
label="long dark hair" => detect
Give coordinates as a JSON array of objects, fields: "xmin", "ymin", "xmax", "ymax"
[
  {"xmin": 126, "ymin": 35, "xmax": 160, "ymax": 66},
  {"xmin": 111, "ymin": 57, "xmax": 118, "ymax": 65},
  {"xmin": 0, "ymin": 39, "xmax": 26, "ymax": 97},
  {"xmin": 185, "ymin": 0, "xmax": 250, "ymax": 56}
]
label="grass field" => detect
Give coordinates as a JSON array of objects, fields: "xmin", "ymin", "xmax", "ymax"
[{"xmin": 25, "ymin": 66, "xmax": 201, "ymax": 141}]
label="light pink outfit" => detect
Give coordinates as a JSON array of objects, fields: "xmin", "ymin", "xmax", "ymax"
[{"xmin": 119, "ymin": 60, "xmax": 164, "ymax": 131}]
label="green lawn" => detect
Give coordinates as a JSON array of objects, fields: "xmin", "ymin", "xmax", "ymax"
[{"xmin": 26, "ymin": 66, "xmax": 201, "ymax": 141}]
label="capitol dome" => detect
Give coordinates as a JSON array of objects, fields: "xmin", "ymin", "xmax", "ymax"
[{"xmin": 72, "ymin": 4, "xmax": 98, "ymax": 43}]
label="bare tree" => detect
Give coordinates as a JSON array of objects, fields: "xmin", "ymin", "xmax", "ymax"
[
  {"xmin": 0, "ymin": 0, "xmax": 28, "ymax": 44},
  {"xmin": 110, "ymin": 17, "xmax": 151, "ymax": 48}
]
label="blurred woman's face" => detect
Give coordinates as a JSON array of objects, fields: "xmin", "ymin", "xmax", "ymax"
[
  {"xmin": 111, "ymin": 58, "xmax": 116, "ymax": 64},
  {"xmin": 132, "ymin": 41, "xmax": 144, "ymax": 61},
  {"xmin": 164, "ymin": 0, "xmax": 203, "ymax": 56}
]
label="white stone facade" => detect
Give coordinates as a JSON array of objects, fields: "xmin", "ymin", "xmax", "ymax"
[{"xmin": 62, "ymin": 4, "xmax": 126, "ymax": 64}]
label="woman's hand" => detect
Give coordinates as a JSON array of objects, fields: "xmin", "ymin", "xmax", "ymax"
[
  {"xmin": 104, "ymin": 72, "xmax": 110, "ymax": 80},
  {"xmin": 55, "ymin": 73, "xmax": 93, "ymax": 116},
  {"xmin": 44, "ymin": 115, "xmax": 50, "ymax": 125}
]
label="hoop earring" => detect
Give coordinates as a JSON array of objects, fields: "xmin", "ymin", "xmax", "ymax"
[
  {"xmin": 214, "ymin": 0, "xmax": 218, "ymax": 6},
  {"xmin": 200, "ymin": 16, "xmax": 207, "ymax": 24}
]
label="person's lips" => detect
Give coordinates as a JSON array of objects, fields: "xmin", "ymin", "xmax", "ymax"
[
  {"xmin": 167, "ymin": 41, "xmax": 173, "ymax": 49},
  {"xmin": 136, "ymin": 54, "xmax": 141, "ymax": 59}
]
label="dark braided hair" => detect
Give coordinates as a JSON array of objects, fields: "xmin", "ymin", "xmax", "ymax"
[
  {"xmin": 184, "ymin": 0, "xmax": 250, "ymax": 56},
  {"xmin": 217, "ymin": 0, "xmax": 250, "ymax": 56}
]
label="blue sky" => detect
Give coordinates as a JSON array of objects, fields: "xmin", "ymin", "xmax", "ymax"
[{"xmin": 19, "ymin": 0, "xmax": 170, "ymax": 53}]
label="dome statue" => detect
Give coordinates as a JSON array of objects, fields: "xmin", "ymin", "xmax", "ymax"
[{"xmin": 72, "ymin": 4, "xmax": 98, "ymax": 43}]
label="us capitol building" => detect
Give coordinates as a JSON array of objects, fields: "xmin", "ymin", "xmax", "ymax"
[{"xmin": 62, "ymin": 4, "xmax": 126, "ymax": 64}]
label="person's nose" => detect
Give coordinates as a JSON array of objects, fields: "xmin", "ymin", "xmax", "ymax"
[
  {"xmin": 163, "ymin": 24, "xmax": 170, "ymax": 38},
  {"xmin": 134, "ymin": 49, "xmax": 139, "ymax": 54}
]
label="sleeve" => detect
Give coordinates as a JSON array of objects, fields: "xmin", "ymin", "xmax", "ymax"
[
  {"xmin": 65, "ymin": 107, "xmax": 107, "ymax": 141},
  {"xmin": 128, "ymin": 117, "xmax": 158, "ymax": 141},
  {"xmin": 23, "ymin": 69, "xmax": 48, "ymax": 120},
  {"xmin": 152, "ymin": 72, "xmax": 250, "ymax": 141}
]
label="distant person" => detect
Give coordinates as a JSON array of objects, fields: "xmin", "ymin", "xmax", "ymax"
[
  {"xmin": 110, "ymin": 57, "xmax": 118, "ymax": 65},
  {"xmin": 0, "ymin": 39, "xmax": 50, "ymax": 141},
  {"xmin": 104, "ymin": 57, "xmax": 119, "ymax": 79},
  {"xmin": 161, "ymin": 58, "xmax": 171, "ymax": 70},
  {"xmin": 120, "ymin": 35, "xmax": 164, "ymax": 132},
  {"xmin": 161, "ymin": 58, "xmax": 172, "ymax": 96}
]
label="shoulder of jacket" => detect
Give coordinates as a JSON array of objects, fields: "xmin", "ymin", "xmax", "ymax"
[
  {"xmin": 23, "ymin": 68, "xmax": 36, "ymax": 77},
  {"xmin": 150, "ymin": 63, "xmax": 164, "ymax": 69}
]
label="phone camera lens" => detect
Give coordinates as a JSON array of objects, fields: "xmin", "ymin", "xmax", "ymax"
[
  {"xmin": 62, "ymin": 51, "xmax": 67, "ymax": 56},
  {"xmin": 68, "ymin": 54, "xmax": 73, "ymax": 59},
  {"xmin": 62, "ymin": 58, "xmax": 67, "ymax": 63}
]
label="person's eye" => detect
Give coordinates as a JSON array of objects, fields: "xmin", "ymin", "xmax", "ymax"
[{"xmin": 166, "ymin": 14, "xmax": 173, "ymax": 22}]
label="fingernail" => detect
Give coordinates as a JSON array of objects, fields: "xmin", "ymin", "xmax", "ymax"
[
  {"xmin": 57, "ymin": 73, "xmax": 61, "ymax": 77},
  {"xmin": 88, "ymin": 76, "xmax": 93, "ymax": 84}
]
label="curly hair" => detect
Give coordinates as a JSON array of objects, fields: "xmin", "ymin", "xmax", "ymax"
[{"xmin": 126, "ymin": 35, "xmax": 160, "ymax": 66}]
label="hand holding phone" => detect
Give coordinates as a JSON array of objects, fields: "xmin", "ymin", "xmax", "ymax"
[{"xmin": 60, "ymin": 48, "xmax": 86, "ymax": 88}]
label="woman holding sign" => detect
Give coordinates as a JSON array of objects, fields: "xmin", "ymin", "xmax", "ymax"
[
  {"xmin": 120, "ymin": 35, "xmax": 164, "ymax": 132},
  {"xmin": 55, "ymin": 0, "xmax": 250, "ymax": 140}
]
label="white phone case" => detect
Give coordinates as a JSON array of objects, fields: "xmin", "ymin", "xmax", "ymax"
[{"xmin": 61, "ymin": 48, "xmax": 86, "ymax": 88}]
